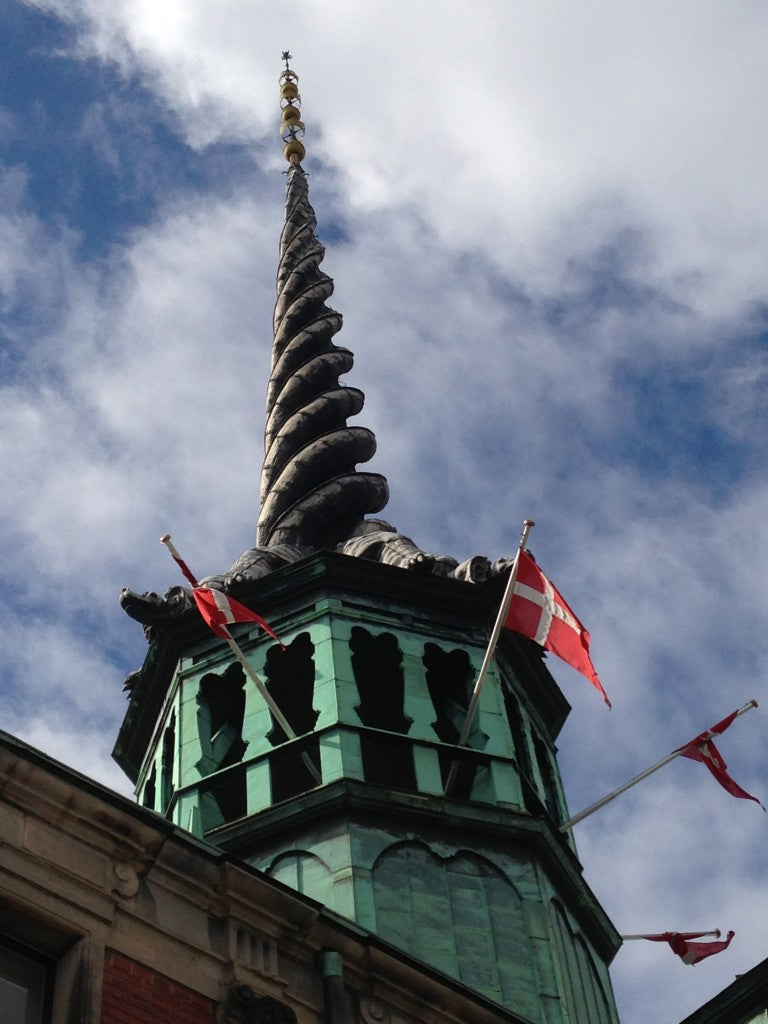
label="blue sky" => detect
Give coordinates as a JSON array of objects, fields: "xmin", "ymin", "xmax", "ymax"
[{"xmin": 2, "ymin": 2, "xmax": 768, "ymax": 1022}]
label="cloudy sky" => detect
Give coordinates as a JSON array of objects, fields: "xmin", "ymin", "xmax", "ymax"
[{"xmin": 2, "ymin": 1, "xmax": 768, "ymax": 1020}]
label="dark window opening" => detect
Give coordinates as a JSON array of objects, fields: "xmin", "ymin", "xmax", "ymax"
[
  {"xmin": 502, "ymin": 683, "xmax": 555, "ymax": 817},
  {"xmin": 0, "ymin": 936, "xmax": 54, "ymax": 1024},
  {"xmin": 160, "ymin": 712, "xmax": 176, "ymax": 814},
  {"xmin": 502, "ymin": 684, "xmax": 539, "ymax": 812},
  {"xmin": 268, "ymin": 742, "xmax": 321, "ymax": 805},
  {"xmin": 501, "ymin": 682, "xmax": 534, "ymax": 780},
  {"xmin": 264, "ymin": 633, "xmax": 320, "ymax": 803},
  {"xmin": 532, "ymin": 731, "xmax": 562, "ymax": 822},
  {"xmin": 224, "ymin": 988, "xmax": 298, "ymax": 1023},
  {"xmin": 422, "ymin": 643, "xmax": 474, "ymax": 743},
  {"xmin": 142, "ymin": 764, "xmax": 156, "ymax": 810},
  {"xmin": 203, "ymin": 764, "xmax": 248, "ymax": 825},
  {"xmin": 264, "ymin": 633, "xmax": 318, "ymax": 742},
  {"xmin": 197, "ymin": 663, "xmax": 247, "ymax": 777},
  {"xmin": 361, "ymin": 733, "xmax": 417, "ymax": 790},
  {"xmin": 423, "ymin": 643, "xmax": 479, "ymax": 798},
  {"xmin": 350, "ymin": 627, "xmax": 415, "ymax": 790},
  {"xmin": 351, "ymin": 628, "xmax": 412, "ymax": 732}
]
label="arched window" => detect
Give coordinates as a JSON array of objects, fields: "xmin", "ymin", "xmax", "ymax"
[
  {"xmin": 372, "ymin": 842, "xmax": 538, "ymax": 1014},
  {"xmin": 265, "ymin": 850, "xmax": 338, "ymax": 913}
]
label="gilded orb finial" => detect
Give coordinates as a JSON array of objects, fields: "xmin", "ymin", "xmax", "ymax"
[{"xmin": 279, "ymin": 52, "xmax": 305, "ymax": 164}]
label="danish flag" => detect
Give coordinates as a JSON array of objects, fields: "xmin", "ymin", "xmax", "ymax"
[
  {"xmin": 504, "ymin": 549, "xmax": 611, "ymax": 707},
  {"xmin": 679, "ymin": 710, "xmax": 764, "ymax": 809},
  {"xmin": 192, "ymin": 587, "xmax": 281, "ymax": 644},
  {"xmin": 639, "ymin": 930, "xmax": 735, "ymax": 965},
  {"xmin": 162, "ymin": 536, "xmax": 281, "ymax": 646}
]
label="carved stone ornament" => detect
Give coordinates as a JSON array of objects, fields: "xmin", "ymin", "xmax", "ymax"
[
  {"xmin": 359, "ymin": 996, "xmax": 391, "ymax": 1024},
  {"xmin": 120, "ymin": 524, "xmax": 507, "ymax": 637},
  {"xmin": 112, "ymin": 862, "xmax": 140, "ymax": 899}
]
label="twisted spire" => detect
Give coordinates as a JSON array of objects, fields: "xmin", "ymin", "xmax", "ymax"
[{"xmin": 257, "ymin": 58, "xmax": 388, "ymax": 549}]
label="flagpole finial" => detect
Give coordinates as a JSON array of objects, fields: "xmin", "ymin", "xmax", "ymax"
[
  {"xmin": 519, "ymin": 519, "xmax": 535, "ymax": 548},
  {"xmin": 279, "ymin": 52, "xmax": 305, "ymax": 164}
]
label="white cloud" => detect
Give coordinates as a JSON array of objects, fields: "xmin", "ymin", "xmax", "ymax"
[{"xmin": 7, "ymin": 4, "xmax": 768, "ymax": 1021}]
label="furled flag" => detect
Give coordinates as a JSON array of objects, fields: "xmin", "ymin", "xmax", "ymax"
[
  {"xmin": 639, "ymin": 930, "xmax": 735, "ymax": 965},
  {"xmin": 161, "ymin": 535, "xmax": 282, "ymax": 647},
  {"xmin": 192, "ymin": 587, "xmax": 282, "ymax": 645},
  {"xmin": 504, "ymin": 549, "xmax": 611, "ymax": 707},
  {"xmin": 678, "ymin": 710, "xmax": 764, "ymax": 809}
]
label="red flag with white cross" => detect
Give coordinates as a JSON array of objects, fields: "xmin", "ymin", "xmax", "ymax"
[{"xmin": 504, "ymin": 549, "xmax": 610, "ymax": 707}]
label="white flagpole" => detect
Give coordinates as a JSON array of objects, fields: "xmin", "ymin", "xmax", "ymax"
[
  {"xmin": 560, "ymin": 699, "xmax": 758, "ymax": 832},
  {"xmin": 161, "ymin": 535, "xmax": 322, "ymax": 785},
  {"xmin": 443, "ymin": 519, "xmax": 535, "ymax": 797},
  {"xmin": 621, "ymin": 930, "xmax": 721, "ymax": 941}
]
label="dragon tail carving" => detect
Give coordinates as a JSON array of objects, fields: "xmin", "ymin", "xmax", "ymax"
[{"xmin": 257, "ymin": 163, "xmax": 388, "ymax": 549}]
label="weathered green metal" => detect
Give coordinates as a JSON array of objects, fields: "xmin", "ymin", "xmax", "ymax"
[{"xmin": 117, "ymin": 552, "xmax": 619, "ymax": 1023}]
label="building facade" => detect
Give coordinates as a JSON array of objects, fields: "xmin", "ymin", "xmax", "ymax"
[{"xmin": 0, "ymin": 728, "xmax": 531, "ymax": 1024}]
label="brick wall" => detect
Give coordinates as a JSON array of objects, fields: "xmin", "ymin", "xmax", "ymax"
[{"xmin": 101, "ymin": 950, "xmax": 217, "ymax": 1024}]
